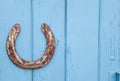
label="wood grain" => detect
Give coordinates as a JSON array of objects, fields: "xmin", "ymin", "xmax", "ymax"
[
  {"xmin": 0, "ymin": 0, "xmax": 32, "ymax": 81},
  {"xmin": 32, "ymin": 0, "xmax": 65, "ymax": 81},
  {"xmin": 67, "ymin": 0, "xmax": 99, "ymax": 81},
  {"xmin": 100, "ymin": 0, "xmax": 120, "ymax": 81}
]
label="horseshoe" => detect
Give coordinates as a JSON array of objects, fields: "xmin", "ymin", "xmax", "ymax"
[{"xmin": 6, "ymin": 23, "xmax": 55, "ymax": 69}]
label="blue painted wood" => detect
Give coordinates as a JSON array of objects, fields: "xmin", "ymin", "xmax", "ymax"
[
  {"xmin": 32, "ymin": 0, "xmax": 65, "ymax": 81},
  {"xmin": 0, "ymin": 0, "xmax": 119, "ymax": 81},
  {"xmin": 99, "ymin": 0, "xmax": 120, "ymax": 81},
  {"xmin": 66, "ymin": 0, "xmax": 99, "ymax": 81},
  {"xmin": 0, "ymin": 0, "xmax": 32, "ymax": 81},
  {"xmin": 116, "ymin": 73, "xmax": 120, "ymax": 81}
]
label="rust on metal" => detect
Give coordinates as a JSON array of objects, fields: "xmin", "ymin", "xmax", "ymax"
[{"xmin": 6, "ymin": 23, "xmax": 55, "ymax": 69}]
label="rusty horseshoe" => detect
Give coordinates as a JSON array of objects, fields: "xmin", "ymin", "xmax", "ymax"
[{"xmin": 6, "ymin": 23, "xmax": 55, "ymax": 69}]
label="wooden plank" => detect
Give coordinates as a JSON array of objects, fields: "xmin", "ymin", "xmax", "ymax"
[
  {"xmin": 67, "ymin": 0, "xmax": 99, "ymax": 81},
  {"xmin": 100, "ymin": 0, "xmax": 120, "ymax": 81},
  {"xmin": 32, "ymin": 0, "xmax": 65, "ymax": 81},
  {"xmin": 0, "ymin": 0, "xmax": 32, "ymax": 81}
]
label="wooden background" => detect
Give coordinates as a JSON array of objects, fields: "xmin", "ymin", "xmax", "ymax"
[{"xmin": 0, "ymin": 0, "xmax": 119, "ymax": 81}]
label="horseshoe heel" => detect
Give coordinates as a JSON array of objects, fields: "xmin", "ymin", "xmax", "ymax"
[{"xmin": 6, "ymin": 23, "xmax": 55, "ymax": 69}]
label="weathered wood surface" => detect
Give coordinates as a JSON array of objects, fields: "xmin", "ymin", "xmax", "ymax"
[{"xmin": 0, "ymin": 0, "xmax": 119, "ymax": 81}]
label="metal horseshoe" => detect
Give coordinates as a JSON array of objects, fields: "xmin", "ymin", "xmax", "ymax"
[{"xmin": 6, "ymin": 23, "xmax": 55, "ymax": 69}]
